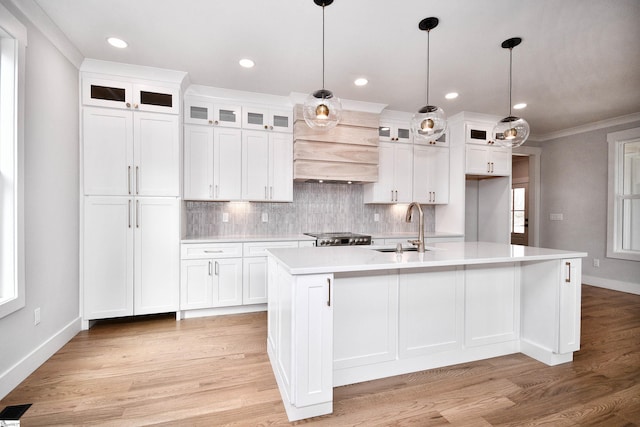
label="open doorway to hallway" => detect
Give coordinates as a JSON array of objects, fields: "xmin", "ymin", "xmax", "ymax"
[{"xmin": 511, "ymin": 155, "xmax": 530, "ymax": 245}]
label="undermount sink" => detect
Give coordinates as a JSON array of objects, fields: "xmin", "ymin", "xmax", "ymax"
[{"xmin": 375, "ymin": 247, "xmax": 421, "ymax": 253}]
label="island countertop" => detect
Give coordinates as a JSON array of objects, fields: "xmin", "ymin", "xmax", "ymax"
[{"xmin": 267, "ymin": 241, "xmax": 588, "ymax": 275}]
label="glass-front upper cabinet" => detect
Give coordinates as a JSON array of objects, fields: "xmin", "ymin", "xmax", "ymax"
[
  {"xmin": 379, "ymin": 120, "xmax": 411, "ymax": 143},
  {"xmin": 184, "ymin": 98, "xmax": 242, "ymax": 128},
  {"xmin": 465, "ymin": 122, "xmax": 496, "ymax": 145},
  {"xmin": 243, "ymin": 105, "xmax": 293, "ymax": 133},
  {"xmin": 83, "ymin": 77, "xmax": 179, "ymax": 114}
]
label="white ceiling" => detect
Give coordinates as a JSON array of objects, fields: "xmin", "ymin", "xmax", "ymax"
[{"xmin": 34, "ymin": 0, "xmax": 640, "ymax": 137}]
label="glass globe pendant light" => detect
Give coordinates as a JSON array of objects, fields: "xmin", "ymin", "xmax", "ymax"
[
  {"xmin": 303, "ymin": 0, "xmax": 342, "ymax": 130},
  {"xmin": 411, "ymin": 17, "xmax": 447, "ymax": 142},
  {"xmin": 493, "ymin": 37, "xmax": 530, "ymax": 148}
]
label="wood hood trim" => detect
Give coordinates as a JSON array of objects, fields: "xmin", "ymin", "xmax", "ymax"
[{"xmin": 293, "ymin": 105, "xmax": 379, "ymax": 183}]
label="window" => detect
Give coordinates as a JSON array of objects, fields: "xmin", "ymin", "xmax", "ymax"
[
  {"xmin": 607, "ymin": 127, "xmax": 640, "ymax": 262},
  {"xmin": 0, "ymin": 4, "xmax": 26, "ymax": 318}
]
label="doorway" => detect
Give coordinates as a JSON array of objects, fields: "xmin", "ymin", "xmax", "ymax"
[{"xmin": 511, "ymin": 155, "xmax": 530, "ymax": 246}]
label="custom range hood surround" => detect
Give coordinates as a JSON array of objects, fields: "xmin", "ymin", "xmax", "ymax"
[{"xmin": 292, "ymin": 97, "xmax": 387, "ymax": 183}]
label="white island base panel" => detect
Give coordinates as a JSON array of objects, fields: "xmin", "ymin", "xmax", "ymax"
[{"xmin": 266, "ymin": 243, "xmax": 586, "ymax": 422}]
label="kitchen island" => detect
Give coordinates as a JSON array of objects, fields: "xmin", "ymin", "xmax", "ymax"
[{"xmin": 266, "ymin": 242, "xmax": 587, "ymax": 422}]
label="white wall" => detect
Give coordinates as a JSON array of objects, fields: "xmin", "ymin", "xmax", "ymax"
[
  {"xmin": 0, "ymin": 0, "xmax": 80, "ymax": 399},
  {"xmin": 531, "ymin": 121, "xmax": 640, "ymax": 293}
]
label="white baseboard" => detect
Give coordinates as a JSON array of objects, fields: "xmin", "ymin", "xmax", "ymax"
[
  {"xmin": 0, "ymin": 316, "xmax": 81, "ymax": 400},
  {"xmin": 583, "ymin": 275, "xmax": 640, "ymax": 295}
]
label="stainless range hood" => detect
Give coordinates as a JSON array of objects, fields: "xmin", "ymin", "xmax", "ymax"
[{"xmin": 293, "ymin": 105, "xmax": 380, "ymax": 183}]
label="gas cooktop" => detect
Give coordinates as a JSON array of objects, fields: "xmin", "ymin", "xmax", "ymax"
[{"xmin": 303, "ymin": 232, "xmax": 372, "ymax": 246}]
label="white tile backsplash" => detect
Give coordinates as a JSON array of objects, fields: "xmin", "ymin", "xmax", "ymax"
[{"xmin": 185, "ymin": 182, "xmax": 435, "ymax": 238}]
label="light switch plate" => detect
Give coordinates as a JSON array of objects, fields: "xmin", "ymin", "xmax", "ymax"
[
  {"xmin": 262, "ymin": 212, "xmax": 268, "ymax": 222},
  {"xmin": 222, "ymin": 212, "xmax": 229, "ymax": 222},
  {"xmin": 550, "ymin": 213, "xmax": 563, "ymax": 221}
]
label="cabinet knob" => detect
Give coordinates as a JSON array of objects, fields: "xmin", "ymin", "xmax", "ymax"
[
  {"xmin": 134, "ymin": 104, "xmax": 139, "ymax": 109},
  {"xmin": 214, "ymin": 120, "xmax": 219, "ymax": 125},
  {"xmin": 264, "ymin": 125, "xmax": 268, "ymax": 130},
  {"xmin": 126, "ymin": 102, "xmax": 131, "ymax": 108},
  {"xmin": 208, "ymin": 120, "xmax": 213, "ymax": 125}
]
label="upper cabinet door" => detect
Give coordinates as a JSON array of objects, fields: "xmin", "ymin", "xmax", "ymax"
[
  {"xmin": 183, "ymin": 125, "xmax": 214, "ymax": 200},
  {"xmin": 82, "ymin": 78, "xmax": 133, "ymax": 109},
  {"xmin": 214, "ymin": 104, "xmax": 242, "ymax": 128},
  {"xmin": 83, "ymin": 78, "xmax": 179, "ymax": 114},
  {"xmin": 243, "ymin": 105, "xmax": 293, "ymax": 132},
  {"xmin": 134, "ymin": 112, "xmax": 180, "ymax": 196},
  {"xmin": 214, "ymin": 127, "xmax": 243, "ymax": 200},
  {"xmin": 133, "ymin": 84, "xmax": 179, "ymax": 114},
  {"xmin": 379, "ymin": 120, "xmax": 412, "ymax": 143},
  {"xmin": 184, "ymin": 98, "xmax": 242, "ymax": 128},
  {"xmin": 83, "ymin": 107, "xmax": 134, "ymax": 196}
]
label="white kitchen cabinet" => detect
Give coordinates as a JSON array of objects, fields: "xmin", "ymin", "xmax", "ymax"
[
  {"xmin": 465, "ymin": 263, "xmax": 519, "ymax": 347},
  {"xmin": 399, "ymin": 267, "xmax": 463, "ymax": 357},
  {"xmin": 83, "ymin": 107, "xmax": 180, "ymax": 196},
  {"xmin": 333, "ymin": 271, "xmax": 398, "ymax": 370},
  {"xmin": 184, "ymin": 98, "xmax": 242, "ymax": 128},
  {"xmin": 242, "ymin": 130, "xmax": 293, "ymax": 202},
  {"xmin": 520, "ymin": 258, "xmax": 582, "ymax": 362},
  {"xmin": 466, "ymin": 145, "xmax": 511, "ymax": 176},
  {"xmin": 83, "ymin": 196, "xmax": 179, "ymax": 320},
  {"xmin": 363, "ymin": 142, "xmax": 413, "ymax": 203},
  {"xmin": 242, "ymin": 241, "xmax": 299, "ymax": 305},
  {"xmin": 180, "ymin": 243, "xmax": 243, "ymax": 310},
  {"xmin": 183, "ymin": 125, "xmax": 242, "ymax": 200},
  {"xmin": 243, "ymin": 105, "xmax": 293, "ymax": 133},
  {"xmin": 134, "ymin": 198, "xmax": 180, "ymax": 315},
  {"xmin": 379, "ymin": 120, "xmax": 411, "ymax": 143},
  {"xmin": 413, "ymin": 145, "xmax": 449, "ymax": 204},
  {"xmin": 82, "ymin": 77, "xmax": 179, "ymax": 114},
  {"xmin": 559, "ymin": 259, "xmax": 581, "ymax": 353},
  {"xmin": 465, "ymin": 122, "xmax": 496, "ymax": 145}
]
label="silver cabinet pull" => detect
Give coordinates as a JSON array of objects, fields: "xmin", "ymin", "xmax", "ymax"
[
  {"xmin": 135, "ymin": 166, "xmax": 140, "ymax": 194},
  {"xmin": 135, "ymin": 200, "xmax": 140, "ymax": 228},
  {"xmin": 128, "ymin": 166, "xmax": 132, "ymax": 195},
  {"xmin": 391, "ymin": 190, "xmax": 394, "ymax": 202},
  {"xmin": 327, "ymin": 278, "xmax": 331, "ymax": 307},
  {"xmin": 565, "ymin": 262, "xmax": 571, "ymax": 283},
  {"xmin": 215, "ymin": 261, "xmax": 219, "ymax": 276},
  {"xmin": 208, "ymin": 260, "xmax": 212, "ymax": 276},
  {"xmin": 490, "ymin": 162, "xmax": 495, "ymax": 173},
  {"xmin": 128, "ymin": 200, "xmax": 132, "ymax": 228},
  {"xmin": 204, "ymin": 250, "xmax": 223, "ymax": 253},
  {"xmin": 270, "ymin": 186, "xmax": 273, "ymax": 199},
  {"xmin": 209, "ymin": 184, "xmax": 213, "ymax": 198},
  {"xmin": 215, "ymin": 185, "xmax": 219, "ymax": 198},
  {"xmin": 264, "ymin": 186, "xmax": 268, "ymax": 199}
]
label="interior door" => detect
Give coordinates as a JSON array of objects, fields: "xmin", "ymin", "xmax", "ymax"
[{"xmin": 511, "ymin": 183, "xmax": 529, "ymax": 245}]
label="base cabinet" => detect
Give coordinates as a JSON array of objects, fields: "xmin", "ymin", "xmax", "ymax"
[{"xmin": 83, "ymin": 196, "xmax": 179, "ymax": 320}]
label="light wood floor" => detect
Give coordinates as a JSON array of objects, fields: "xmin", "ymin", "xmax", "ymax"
[{"xmin": 2, "ymin": 285, "xmax": 639, "ymax": 426}]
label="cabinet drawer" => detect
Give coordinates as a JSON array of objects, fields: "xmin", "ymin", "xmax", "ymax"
[
  {"xmin": 243, "ymin": 241, "xmax": 299, "ymax": 257},
  {"xmin": 181, "ymin": 242, "xmax": 243, "ymax": 259}
]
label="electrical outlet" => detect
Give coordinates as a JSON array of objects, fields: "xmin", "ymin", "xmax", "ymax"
[
  {"xmin": 374, "ymin": 213, "xmax": 380, "ymax": 222},
  {"xmin": 262, "ymin": 212, "xmax": 268, "ymax": 222},
  {"xmin": 34, "ymin": 308, "xmax": 41, "ymax": 325},
  {"xmin": 593, "ymin": 258, "xmax": 600, "ymax": 268},
  {"xmin": 222, "ymin": 212, "xmax": 229, "ymax": 222},
  {"xmin": 550, "ymin": 213, "xmax": 564, "ymax": 221}
]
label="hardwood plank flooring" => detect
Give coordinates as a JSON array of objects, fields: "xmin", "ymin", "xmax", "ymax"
[{"xmin": 2, "ymin": 285, "xmax": 639, "ymax": 426}]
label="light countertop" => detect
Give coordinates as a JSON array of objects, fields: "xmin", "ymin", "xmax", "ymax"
[
  {"xmin": 182, "ymin": 234, "xmax": 315, "ymax": 244},
  {"xmin": 267, "ymin": 242, "xmax": 588, "ymax": 275}
]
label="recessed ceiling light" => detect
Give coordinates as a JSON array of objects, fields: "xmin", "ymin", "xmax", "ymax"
[
  {"xmin": 107, "ymin": 37, "xmax": 128, "ymax": 49},
  {"xmin": 354, "ymin": 78, "xmax": 368, "ymax": 86},
  {"xmin": 239, "ymin": 58, "xmax": 255, "ymax": 68},
  {"xmin": 445, "ymin": 92, "xmax": 459, "ymax": 100},
  {"xmin": 513, "ymin": 103, "xmax": 527, "ymax": 110}
]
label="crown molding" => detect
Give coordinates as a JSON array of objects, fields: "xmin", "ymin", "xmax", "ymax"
[
  {"xmin": 531, "ymin": 112, "xmax": 640, "ymax": 142},
  {"xmin": 7, "ymin": 0, "xmax": 83, "ymax": 68}
]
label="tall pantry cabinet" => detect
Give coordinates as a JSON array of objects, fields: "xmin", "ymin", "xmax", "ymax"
[{"xmin": 80, "ymin": 60, "xmax": 187, "ymax": 327}]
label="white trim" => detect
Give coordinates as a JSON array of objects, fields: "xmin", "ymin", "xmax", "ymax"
[
  {"xmin": 0, "ymin": 316, "xmax": 81, "ymax": 400},
  {"xmin": 0, "ymin": 2, "xmax": 27, "ymax": 44},
  {"xmin": 606, "ymin": 127, "xmax": 640, "ymax": 261},
  {"xmin": 81, "ymin": 58, "xmax": 187, "ymax": 85},
  {"xmin": 532, "ymin": 112, "xmax": 640, "ymax": 142},
  {"xmin": 583, "ymin": 275, "xmax": 640, "ymax": 296},
  {"xmin": 7, "ymin": 0, "xmax": 83, "ymax": 67}
]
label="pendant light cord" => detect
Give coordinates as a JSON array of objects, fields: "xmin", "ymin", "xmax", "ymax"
[
  {"xmin": 322, "ymin": 5, "xmax": 325, "ymax": 90},
  {"xmin": 508, "ymin": 47, "xmax": 513, "ymax": 117},
  {"xmin": 425, "ymin": 29, "xmax": 430, "ymax": 105}
]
